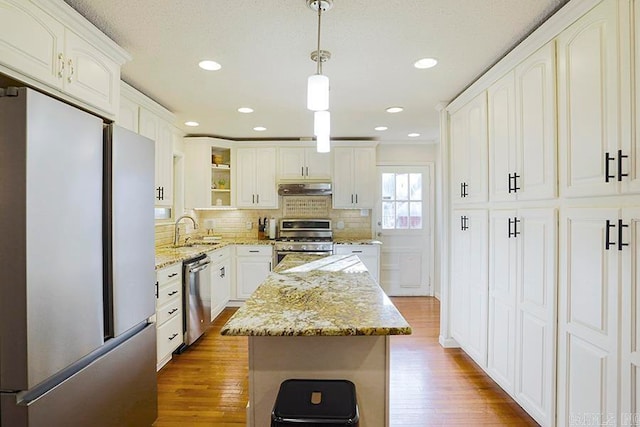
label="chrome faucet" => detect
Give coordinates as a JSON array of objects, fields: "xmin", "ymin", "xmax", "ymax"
[{"xmin": 174, "ymin": 215, "xmax": 198, "ymax": 246}]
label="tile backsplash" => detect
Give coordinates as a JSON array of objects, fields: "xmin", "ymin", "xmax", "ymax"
[{"xmin": 155, "ymin": 206, "xmax": 373, "ymax": 246}]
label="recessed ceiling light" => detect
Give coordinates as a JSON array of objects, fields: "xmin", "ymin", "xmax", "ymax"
[
  {"xmin": 386, "ymin": 107, "xmax": 403, "ymax": 113},
  {"xmin": 375, "ymin": 126, "xmax": 388, "ymax": 131},
  {"xmin": 408, "ymin": 132, "xmax": 420, "ymax": 137},
  {"xmin": 238, "ymin": 107, "xmax": 254, "ymax": 113},
  {"xmin": 414, "ymin": 58, "xmax": 438, "ymax": 69},
  {"xmin": 184, "ymin": 121, "xmax": 199, "ymax": 127},
  {"xmin": 253, "ymin": 126, "xmax": 267, "ymax": 131},
  {"xmin": 198, "ymin": 60, "xmax": 222, "ymax": 71}
]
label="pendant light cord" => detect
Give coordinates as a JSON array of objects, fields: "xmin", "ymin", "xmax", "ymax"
[{"xmin": 316, "ymin": 1, "xmax": 322, "ymax": 75}]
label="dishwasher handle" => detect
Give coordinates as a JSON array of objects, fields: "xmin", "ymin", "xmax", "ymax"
[{"xmin": 189, "ymin": 260, "xmax": 211, "ymax": 273}]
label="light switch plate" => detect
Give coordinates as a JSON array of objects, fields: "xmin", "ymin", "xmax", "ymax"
[{"xmin": 360, "ymin": 209, "xmax": 369, "ymax": 217}]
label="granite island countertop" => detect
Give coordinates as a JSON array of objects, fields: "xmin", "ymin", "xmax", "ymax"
[{"xmin": 221, "ymin": 254, "xmax": 411, "ymax": 337}]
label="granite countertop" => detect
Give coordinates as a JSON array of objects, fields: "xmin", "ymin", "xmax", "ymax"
[
  {"xmin": 333, "ymin": 239, "xmax": 382, "ymax": 245},
  {"xmin": 155, "ymin": 238, "xmax": 275, "ymax": 269},
  {"xmin": 220, "ymin": 254, "xmax": 411, "ymax": 337}
]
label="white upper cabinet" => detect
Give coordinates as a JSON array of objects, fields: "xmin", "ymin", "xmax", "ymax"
[
  {"xmin": 332, "ymin": 147, "xmax": 376, "ymax": 209},
  {"xmin": 0, "ymin": 0, "xmax": 127, "ymax": 117},
  {"xmin": 557, "ymin": 0, "xmax": 621, "ymax": 198},
  {"xmin": 450, "ymin": 92, "xmax": 488, "ymax": 204},
  {"xmin": 117, "ymin": 95, "xmax": 139, "ymax": 133},
  {"xmin": 489, "ymin": 43, "xmax": 556, "ymax": 202},
  {"xmin": 278, "ymin": 147, "xmax": 331, "ymax": 180},
  {"xmin": 139, "ymin": 107, "xmax": 173, "ymax": 207},
  {"xmin": 628, "ymin": 2, "xmax": 640, "ymax": 194},
  {"xmin": 0, "ymin": 0, "xmax": 64, "ymax": 89},
  {"xmin": 236, "ymin": 147, "xmax": 277, "ymax": 209},
  {"xmin": 184, "ymin": 137, "xmax": 232, "ymax": 209}
]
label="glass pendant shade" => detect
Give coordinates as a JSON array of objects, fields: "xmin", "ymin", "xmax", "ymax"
[
  {"xmin": 316, "ymin": 133, "xmax": 330, "ymax": 153},
  {"xmin": 314, "ymin": 110, "xmax": 330, "ymax": 136},
  {"xmin": 307, "ymin": 74, "xmax": 330, "ymax": 111}
]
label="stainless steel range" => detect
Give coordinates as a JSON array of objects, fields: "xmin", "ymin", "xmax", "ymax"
[{"xmin": 274, "ymin": 218, "xmax": 333, "ymax": 265}]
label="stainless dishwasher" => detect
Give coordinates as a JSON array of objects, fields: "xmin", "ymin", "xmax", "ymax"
[{"xmin": 179, "ymin": 254, "xmax": 211, "ymax": 350}]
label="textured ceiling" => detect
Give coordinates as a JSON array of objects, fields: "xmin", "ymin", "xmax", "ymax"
[{"xmin": 63, "ymin": 0, "xmax": 569, "ymax": 143}]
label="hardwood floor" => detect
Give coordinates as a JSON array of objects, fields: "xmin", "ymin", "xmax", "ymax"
[{"xmin": 154, "ymin": 297, "xmax": 538, "ymax": 426}]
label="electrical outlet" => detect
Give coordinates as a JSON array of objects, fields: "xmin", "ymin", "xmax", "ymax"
[
  {"xmin": 245, "ymin": 221, "xmax": 252, "ymax": 229},
  {"xmin": 360, "ymin": 209, "xmax": 369, "ymax": 217}
]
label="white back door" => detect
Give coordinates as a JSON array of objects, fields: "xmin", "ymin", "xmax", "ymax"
[{"xmin": 375, "ymin": 165, "xmax": 433, "ymax": 296}]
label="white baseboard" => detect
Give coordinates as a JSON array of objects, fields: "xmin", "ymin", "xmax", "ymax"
[{"xmin": 439, "ymin": 335, "xmax": 460, "ymax": 348}]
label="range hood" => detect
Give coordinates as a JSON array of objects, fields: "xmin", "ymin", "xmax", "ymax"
[{"xmin": 278, "ymin": 182, "xmax": 332, "ymax": 196}]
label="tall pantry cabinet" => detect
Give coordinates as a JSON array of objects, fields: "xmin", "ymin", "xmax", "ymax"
[{"xmin": 446, "ymin": 0, "xmax": 640, "ymax": 425}]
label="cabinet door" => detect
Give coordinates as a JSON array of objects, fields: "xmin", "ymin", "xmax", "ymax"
[
  {"xmin": 333, "ymin": 147, "xmax": 355, "ymax": 208},
  {"xmin": 117, "ymin": 96, "xmax": 139, "ymax": 133},
  {"xmin": 210, "ymin": 258, "xmax": 230, "ymax": 321},
  {"xmin": 278, "ymin": 147, "xmax": 306, "ymax": 180},
  {"xmin": 236, "ymin": 148, "xmax": 257, "ymax": 208},
  {"xmin": 515, "ymin": 42, "xmax": 557, "ymax": 201},
  {"xmin": 557, "ymin": 0, "xmax": 619, "ymax": 198},
  {"xmin": 451, "ymin": 210, "xmax": 488, "ymax": 367},
  {"xmin": 627, "ymin": 4, "xmax": 640, "ymax": 194},
  {"xmin": 235, "ymin": 256, "xmax": 271, "ymax": 300},
  {"xmin": 515, "ymin": 208, "xmax": 556, "ymax": 426},
  {"xmin": 0, "ymin": 0, "xmax": 64, "ymax": 89},
  {"xmin": 487, "ymin": 210, "xmax": 517, "ymax": 392},
  {"xmin": 450, "ymin": 92, "xmax": 488, "ymax": 204},
  {"xmin": 255, "ymin": 147, "xmax": 277, "ymax": 208},
  {"xmin": 621, "ymin": 208, "xmax": 640, "ymax": 418},
  {"xmin": 488, "ymin": 72, "xmax": 516, "ymax": 202},
  {"xmin": 63, "ymin": 29, "xmax": 119, "ymax": 115},
  {"xmin": 305, "ymin": 148, "xmax": 332, "ymax": 180},
  {"xmin": 155, "ymin": 122, "xmax": 173, "ymax": 206},
  {"xmin": 353, "ymin": 147, "xmax": 376, "ymax": 208},
  {"xmin": 557, "ymin": 208, "xmax": 619, "ymax": 426}
]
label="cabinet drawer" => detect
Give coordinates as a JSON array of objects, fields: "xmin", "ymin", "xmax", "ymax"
[
  {"xmin": 157, "ymin": 263, "xmax": 181, "ymax": 287},
  {"xmin": 156, "ymin": 296, "xmax": 182, "ymax": 326},
  {"xmin": 156, "ymin": 315, "xmax": 182, "ymax": 361},
  {"xmin": 236, "ymin": 245, "xmax": 272, "ymax": 257},
  {"xmin": 157, "ymin": 280, "xmax": 181, "ymax": 307},
  {"xmin": 208, "ymin": 246, "xmax": 231, "ymax": 262},
  {"xmin": 335, "ymin": 245, "xmax": 378, "ymax": 256}
]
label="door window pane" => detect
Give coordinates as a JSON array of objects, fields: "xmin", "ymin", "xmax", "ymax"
[
  {"xmin": 396, "ymin": 173, "xmax": 409, "ymax": 200},
  {"xmin": 381, "ymin": 172, "xmax": 423, "ymax": 230}
]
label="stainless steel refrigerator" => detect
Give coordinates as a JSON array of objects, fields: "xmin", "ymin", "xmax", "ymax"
[{"xmin": 0, "ymin": 87, "xmax": 157, "ymax": 426}]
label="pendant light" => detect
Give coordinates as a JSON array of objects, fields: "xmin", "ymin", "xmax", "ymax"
[
  {"xmin": 307, "ymin": 0, "xmax": 332, "ymax": 112},
  {"xmin": 306, "ymin": 0, "xmax": 333, "ymax": 152}
]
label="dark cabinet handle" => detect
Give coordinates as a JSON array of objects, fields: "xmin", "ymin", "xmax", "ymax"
[
  {"xmin": 155, "ymin": 281, "xmax": 159, "ymax": 298},
  {"xmin": 301, "ymin": 166, "xmax": 304, "ymax": 177},
  {"xmin": 269, "ymin": 262, "xmax": 272, "ymax": 271},
  {"xmin": 168, "ymin": 333, "xmax": 178, "ymax": 341},
  {"xmin": 460, "ymin": 182, "xmax": 469, "ymax": 198},
  {"xmin": 605, "ymin": 220, "xmax": 616, "ymax": 250},
  {"xmin": 460, "ymin": 215, "xmax": 469, "ymax": 231},
  {"xmin": 605, "ymin": 152, "xmax": 616, "ymax": 182},
  {"xmin": 352, "ymin": 250, "xmax": 363, "ymax": 253},
  {"xmin": 168, "ymin": 273, "xmax": 178, "ymax": 278},
  {"xmin": 508, "ymin": 217, "xmax": 521, "ymax": 238},
  {"xmin": 252, "ymin": 194, "xmax": 255, "ymax": 204},
  {"xmin": 168, "ymin": 290, "xmax": 178, "ymax": 296},
  {"xmin": 220, "ymin": 266, "xmax": 225, "ymax": 278},
  {"xmin": 249, "ymin": 250, "xmax": 259, "ymax": 253},
  {"xmin": 618, "ymin": 219, "xmax": 629, "ymax": 251},
  {"xmin": 156, "ymin": 186, "xmax": 164, "ymax": 201},
  {"xmin": 618, "ymin": 150, "xmax": 628, "ymax": 181},
  {"xmin": 168, "ymin": 308, "xmax": 178, "ymax": 315},
  {"xmin": 306, "ymin": 166, "xmax": 309, "ymax": 176},
  {"xmin": 351, "ymin": 194, "xmax": 354, "ymax": 204},
  {"xmin": 355, "ymin": 194, "xmax": 358, "ymax": 204},
  {"xmin": 256, "ymin": 194, "xmax": 259, "ymax": 204},
  {"xmin": 508, "ymin": 173, "xmax": 521, "ymax": 193}
]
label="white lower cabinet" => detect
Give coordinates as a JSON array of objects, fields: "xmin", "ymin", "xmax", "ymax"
[
  {"xmin": 209, "ymin": 247, "xmax": 231, "ymax": 320},
  {"xmin": 450, "ymin": 209, "xmax": 488, "ymax": 368},
  {"xmin": 488, "ymin": 208, "xmax": 556, "ymax": 426},
  {"xmin": 235, "ymin": 245, "xmax": 272, "ymax": 300},
  {"xmin": 155, "ymin": 262, "xmax": 183, "ymax": 370},
  {"xmin": 558, "ymin": 207, "xmax": 640, "ymax": 426},
  {"xmin": 622, "ymin": 208, "xmax": 640, "ymax": 420},
  {"xmin": 334, "ymin": 244, "xmax": 380, "ymax": 283}
]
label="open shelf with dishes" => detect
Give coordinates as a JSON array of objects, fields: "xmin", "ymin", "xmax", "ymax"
[{"xmin": 185, "ymin": 137, "xmax": 233, "ymax": 209}]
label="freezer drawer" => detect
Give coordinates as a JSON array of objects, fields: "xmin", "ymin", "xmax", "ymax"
[{"xmin": 1, "ymin": 324, "xmax": 157, "ymax": 427}]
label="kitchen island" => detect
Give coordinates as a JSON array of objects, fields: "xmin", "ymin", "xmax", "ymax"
[{"xmin": 221, "ymin": 254, "xmax": 411, "ymax": 426}]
